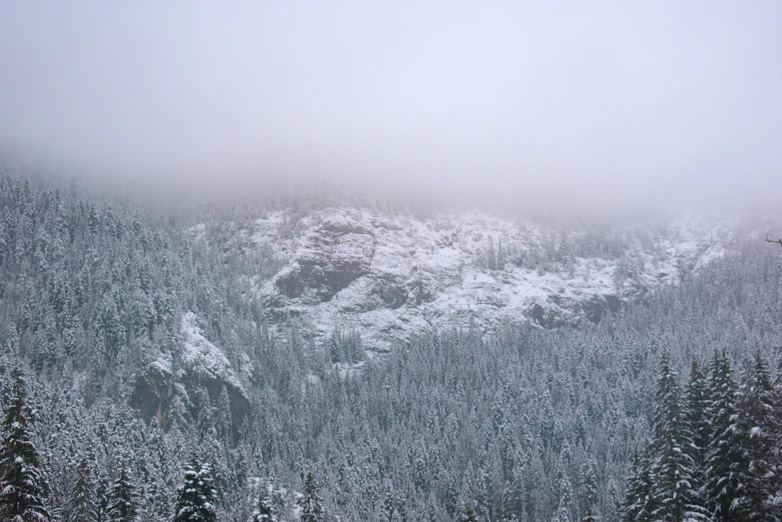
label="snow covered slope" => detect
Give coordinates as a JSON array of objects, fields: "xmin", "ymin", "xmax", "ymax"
[
  {"xmin": 181, "ymin": 312, "xmax": 247, "ymax": 395},
  {"xmin": 192, "ymin": 208, "xmax": 737, "ymax": 350}
]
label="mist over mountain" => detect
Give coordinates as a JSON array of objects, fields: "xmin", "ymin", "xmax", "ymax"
[{"xmin": 2, "ymin": 1, "xmax": 782, "ymax": 218}]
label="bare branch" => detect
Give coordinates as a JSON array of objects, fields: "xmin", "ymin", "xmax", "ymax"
[{"xmin": 766, "ymin": 232, "xmax": 782, "ymax": 250}]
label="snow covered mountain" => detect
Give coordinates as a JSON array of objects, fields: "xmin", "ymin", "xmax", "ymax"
[
  {"xmin": 191, "ymin": 207, "xmax": 737, "ymax": 350},
  {"xmin": 3, "ymin": 173, "xmax": 778, "ymax": 522}
]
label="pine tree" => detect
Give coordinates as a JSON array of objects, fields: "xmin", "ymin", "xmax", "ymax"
[
  {"xmin": 106, "ymin": 462, "xmax": 137, "ymax": 522},
  {"xmin": 652, "ymin": 353, "xmax": 684, "ymax": 443},
  {"xmin": 650, "ymin": 353, "xmax": 708, "ymax": 521},
  {"xmin": 579, "ymin": 460, "xmax": 599, "ymax": 516},
  {"xmin": 0, "ymin": 376, "xmax": 53, "ymax": 522},
  {"xmin": 298, "ymin": 471, "xmax": 324, "ymax": 522},
  {"xmin": 87, "ymin": 203, "xmax": 100, "ymax": 234},
  {"xmin": 622, "ymin": 451, "xmax": 655, "ymax": 522},
  {"xmin": 684, "ymin": 360, "xmax": 711, "ymax": 482},
  {"xmin": 249, "ymin": 484, "xmax": 277, "ymax": 522},
  {"xmin": 172, "ymin": 456, "xmax": 217, "ymax": 522},
  {"xmin": 705, "ymin": 351, "xmax": 743, "ymax": 522},
  {"xmin": 734, "ymin": 352, "xmax": 776, "ymax": 520},
  {"xmin": 684, "ymin": 359, "xmax": 711, "ymax": 513},
  {"xmin": 215, "ymin": 386, "xmax": 233, "ymax": 445},
  {"xmin": 66, "ymin": 460, "xmax": 98, "ymax": 522},
  {"xmin": 652, "ymin": 426, "xmax": 708, "ymax": 521},
  {"xmin": 458, "ymin": 504, "xmax": 481, "ymax": 522},
  {"xmin": 554, "ymin": 462, "xmax": 574, "ymax": 520}
]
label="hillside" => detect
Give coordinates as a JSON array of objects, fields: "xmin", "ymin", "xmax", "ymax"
[{"xmin": 0, "ymin": 174, "xmax": 780, "ymax": 522}]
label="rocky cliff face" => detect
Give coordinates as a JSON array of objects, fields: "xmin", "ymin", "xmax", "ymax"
[
  {"xmin": 132, "ymin": 312, "xmax": 251, "ymax": 433},
  {"xmin": 192, "ymin": 208, "xmax": 736, "ymax": 351}
]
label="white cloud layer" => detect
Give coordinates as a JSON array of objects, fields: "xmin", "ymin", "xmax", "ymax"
[{"xmin": 1, "ymin": 1, "xmax": 780, "ymax": 216}]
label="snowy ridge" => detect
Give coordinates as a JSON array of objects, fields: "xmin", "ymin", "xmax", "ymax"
[{"xmin": 194, "ymin": 208, "xmax": 737, "ymax": 350}]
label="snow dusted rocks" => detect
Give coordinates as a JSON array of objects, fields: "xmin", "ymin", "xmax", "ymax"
[
  {"xmin": 132, "ymin": 313, "xmax": 250, "ymax": 429},
  {"xmin": 274, "ymin": 215, "xmax": 376, "ymax": 302},
  {"xmin": 180, "ymin": 312, "xmax": 246, "ymax": 394},
  {"xmin": 195, "ymin": 208, "xmax": 736, "ymax": 351}
]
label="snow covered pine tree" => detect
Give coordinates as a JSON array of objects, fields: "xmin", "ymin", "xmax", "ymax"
[
  {"xmin": 684, "ymin": 359, "xmax": 711, "ymax": 508},
  {"xmin": 0, "ymin": 375, "xmax": 53, "ymax": 522},
  {"xmin": 66, "ymin": 460, "xmax": 98, "ymax": 522},
  {"xmin": 622, "ymin": 450, "xmax": 655, "ymax": 522},
  {"xmin": 705, "ymin": 351, "xmax": 743, "ymax": 522},
  {"xmin": 106, "ymin": 462, "xmax": 138, "ymax": 522},
  {"xmin": 734, "ymin": 352, "xmax": 777, "ymax": 520},
  {"xmin": 649, "ymin": 353, "xmax": 708, "ymax": 521},
  {"xmin": 298, "ymin": 471, "xmax": 325, "ymax": 522},
  {"xmin": 172, "ymin": 456, "xmax": 217, "ymax": 522}
]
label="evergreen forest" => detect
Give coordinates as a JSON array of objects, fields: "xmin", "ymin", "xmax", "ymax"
[{"xmin": 1, "ymin": 172, "xmax": 781, "ymax": 521}]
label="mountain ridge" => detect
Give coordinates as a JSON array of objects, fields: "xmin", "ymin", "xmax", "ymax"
[{"xmin": 190, "ymin": 207, "xmax": 738, "ymax": 351}]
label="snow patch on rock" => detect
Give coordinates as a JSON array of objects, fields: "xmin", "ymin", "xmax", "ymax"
[{"xmin": 181, "ymin": 312, "xmax": 245, "ymax": 394}]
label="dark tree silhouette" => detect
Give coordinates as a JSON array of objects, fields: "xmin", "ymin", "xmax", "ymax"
[
  {"xmin": 0, "ymin": 376, "xmax": 52, "ymax": 522},
  {"xmin": 765, "ymin": 232, "xmax": 782, "ymax": 251},
  {"xmin": 106, "ymin": 463, "xmax": 137, "ymax": 522},
  {"xmin": 298, "ymin": 472, "xmax": 324, "ymax": 522}
]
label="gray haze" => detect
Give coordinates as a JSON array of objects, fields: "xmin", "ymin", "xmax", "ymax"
[{"xmin": 1, "ymin": 1, "xmax": 781, "ymax": 216}]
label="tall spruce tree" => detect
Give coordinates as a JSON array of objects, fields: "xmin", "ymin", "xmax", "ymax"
[
  {"xmin": 650, "ymin": 353, "xmax": 708, "ymax": 521},
  {"xmin": 652, "ymin": 353, "xmax": 684, "ymax": 443},
  {"xmin": 0, "ymin": 376, "xmax": 52, "ymax": 522},
  {"xmin": 734, "ymin": 352, "xmax": 777, "ymax": 520},
  {"xmin": 622, "ymin": 451, "xmax": 656, "ymax": 522},
  {"xmin": 66, "ymin": 460, "xmax": 98, "ymax": 522},
  {"xmin": 652, "ymin": 426, "xmax": 709, "ymax": 521},
  {"xmin": 684, "ymin": 360, "xmax": 711, "ymax": 504},
  {"xmin": 298, "ymin": 472, "xmax": 324, "ymax": 522},
  {"xmin": 172, "ymin": 456, "xmax": 217, "ymax": 522},
  {"xmin": 106, "ymin": 462, "xmax": 138, "ymax": 522},
  {"xmin": 579, "ymin": 460, "xmax": 599, "ymax": 517},
  {"xmin": 705, "ymin": 351, "xmax": 743, "ymax": 522}
]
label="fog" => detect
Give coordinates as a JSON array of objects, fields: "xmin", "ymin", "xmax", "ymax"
[{"xmin": 1, "ymin": 1, "xmax": 781, "ymax": 217}]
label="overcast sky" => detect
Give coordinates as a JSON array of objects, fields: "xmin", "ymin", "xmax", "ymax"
[{"xmin": 1, "ymin": 1, "xmax": 780, "ymax": 216}]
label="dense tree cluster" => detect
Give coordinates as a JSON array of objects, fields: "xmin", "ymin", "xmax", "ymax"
[
  {"xmin": 0, "ymin": 171, "xmax": 781, "ymax": 520},
  {"xmin": 624, "ymin": 350, "xmax": 782, "ymax": 521}
]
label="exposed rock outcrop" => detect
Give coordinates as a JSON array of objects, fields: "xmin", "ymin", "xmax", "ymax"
[
  {"xmin": 131, "ymin": 313, "xmax": 250, "ymax": 432},
  {"xmin": 191, "ymin": 208, "xmax": 735, "ymax": 350}
]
